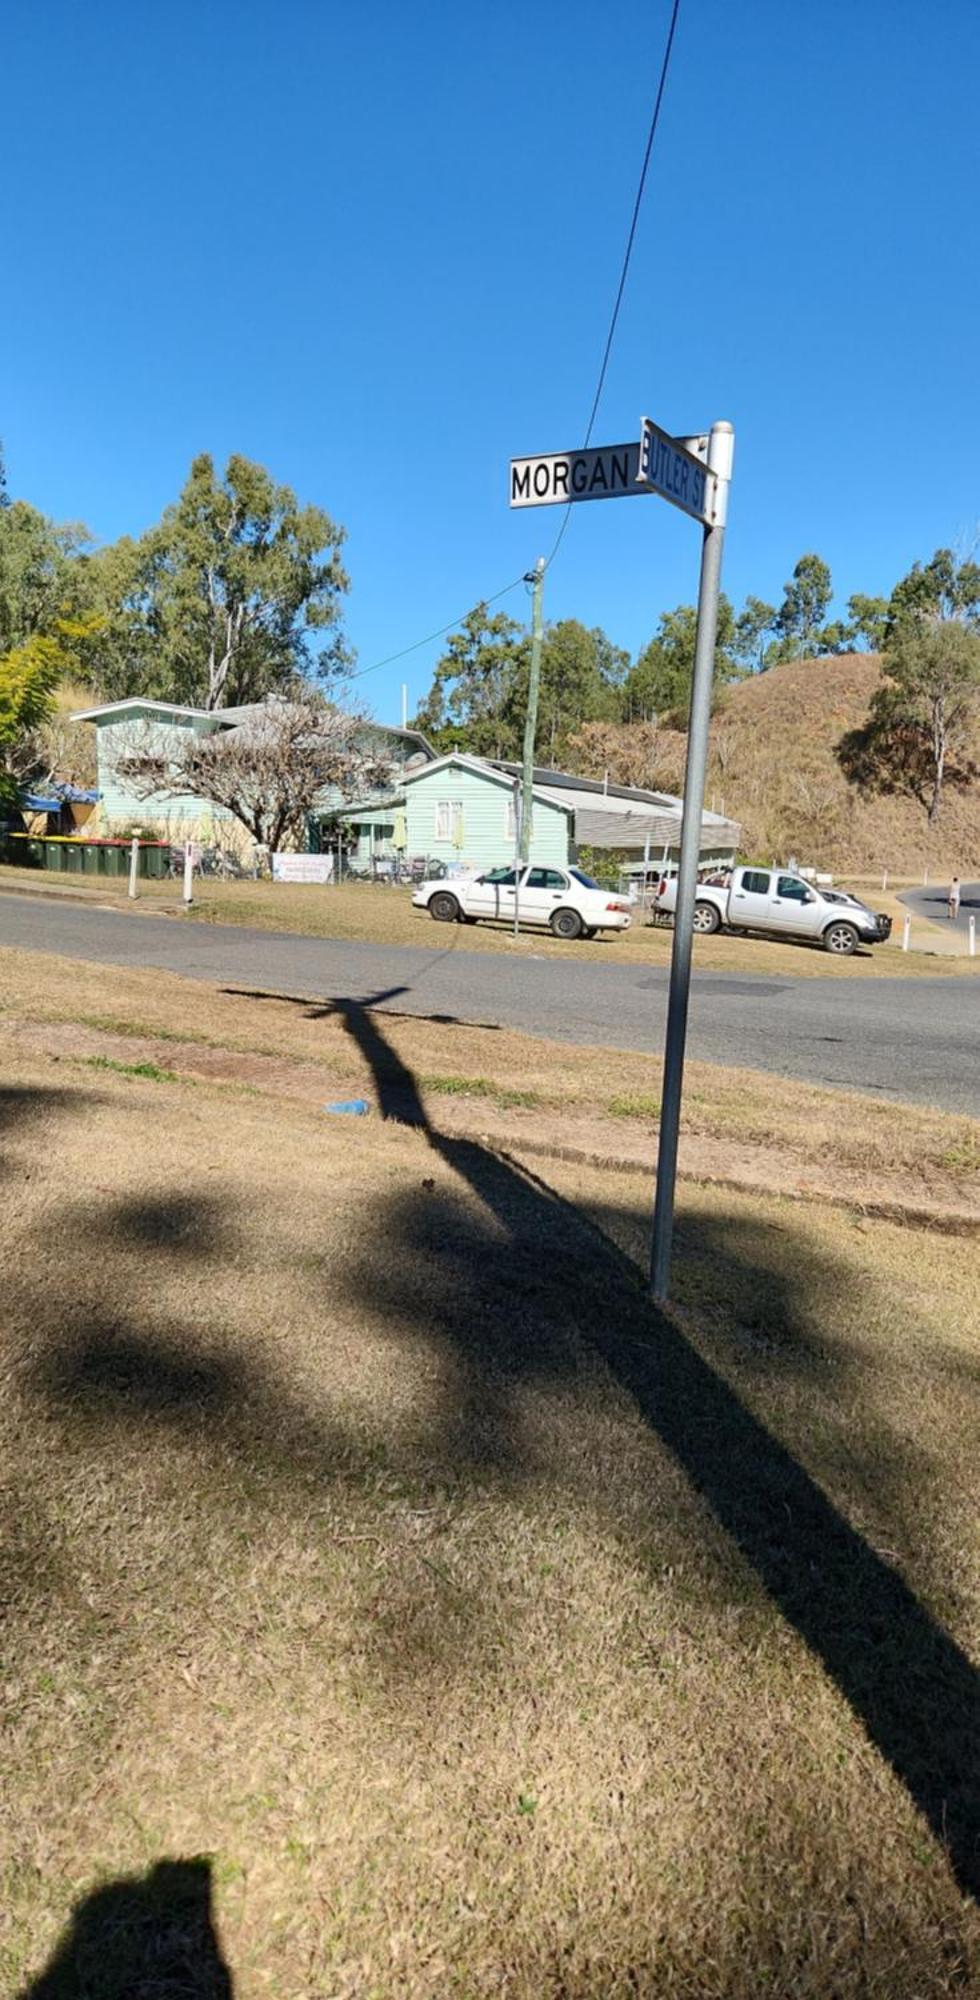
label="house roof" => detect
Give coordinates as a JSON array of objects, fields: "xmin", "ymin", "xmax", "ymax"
[
  {"xmin": 401, "ymin": 750, "xmax": 741, "ymax": 850},
  {"xmin": 399, "ymin": 751, "xmax": 573, "ymax": 814},
  {"xmin": 71, "ymin": 697, "xmax": 216, "ymax": 723},
  {"xmin": 71, "ymin": 696, "xmax": 435, "ymax": 759}
]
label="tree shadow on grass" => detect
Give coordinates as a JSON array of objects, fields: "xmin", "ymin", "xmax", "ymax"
[
  {"xmin": 19, "ymin": 1856, "xmax": 232, "ymax": 1999},
  {"xmin": 322, "ymin": 990, "xmax": 980, "ymax": 1902},
  {"xmin": 11, "ymin": 1054, "xmax": 980, "ymax": 1906}
]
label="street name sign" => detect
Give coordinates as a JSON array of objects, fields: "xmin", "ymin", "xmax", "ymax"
[
  {"xmin": 636, "ymin": 416, "xmax": 716, "ymax": 525},
  {"xmin": 510, "ymin": 440, "xmax": 642, "ymax": 508},
  {"xmin": 510, "ymin": 419, "xmax": 718, "ymax": 525}
]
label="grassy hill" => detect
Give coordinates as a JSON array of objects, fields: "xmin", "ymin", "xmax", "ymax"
[{"xmin": 572, "ymin": 653, "xmax": 980, "ymax": 875}]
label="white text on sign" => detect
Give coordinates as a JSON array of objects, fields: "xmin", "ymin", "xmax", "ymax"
[{"xmin": 636, "ymin": 417, "xmax": 716, "ymax": 526}]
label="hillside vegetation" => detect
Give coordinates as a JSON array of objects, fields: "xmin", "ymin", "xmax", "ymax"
[{"xmin": 572, "ymin": 653, "xmax": 980, "ymax": 874}]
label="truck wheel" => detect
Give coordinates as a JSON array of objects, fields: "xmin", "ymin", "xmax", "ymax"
[
  {"xmin": 429, "ymin": 891, "xmax": 461, "ymax": 923},
  {"xmin": 692, "ymin": 901, "xmax": 721, "ymax": 934},
  {"xmin": 824, "ymin": 920, "xmax": 858, "ymax": 956},
  {"xmin": 550, "ymin": 907, "xmax": 583, "ymax": 940}
]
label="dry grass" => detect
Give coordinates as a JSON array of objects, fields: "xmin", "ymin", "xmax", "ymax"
[
  {"xmin": 1, "ymin": 951, "xmax": 980, "ymax": 1995},
  {"xmin": 3, "ymin": 862, "xmax": 979, "ymax": 978},
  {"xmin": 2, "ymin": 945, "xmax": 980, "ymax": 1213},
  {"xmin": 578, "ymin": 653, "xmax": 980, "ymax": 876}
]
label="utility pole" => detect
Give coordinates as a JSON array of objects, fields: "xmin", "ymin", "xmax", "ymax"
[
  {"xmin": 519, "ymin": 556, "xmax": 546, "ymax": 864},
  {"xmin": 650, "ymin": 421, "xmax": 734, "ymax": 1303}
]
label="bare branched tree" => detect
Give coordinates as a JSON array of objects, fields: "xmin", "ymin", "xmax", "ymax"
[{"xmin": 115, "ymin": 696, "xmax": 390, "ymax": 850}]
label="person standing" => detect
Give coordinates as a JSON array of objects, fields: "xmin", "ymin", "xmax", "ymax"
[{"xmin": 948, "ymin": 876, "xmax": 961, "ymax": 921}]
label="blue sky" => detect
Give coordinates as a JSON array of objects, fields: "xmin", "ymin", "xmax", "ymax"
[{"xmin": 5, "ymin": 0, "xmax": 978, "ymax": 723}]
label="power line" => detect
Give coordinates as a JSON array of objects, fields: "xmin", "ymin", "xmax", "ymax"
[
  {"xmin": 350, "ymin": 0, "xmax": 683, "ymax": 692},
  {"xmin": 348, "ymin": 572, "xmax": 526, "ymax": 682},
  {"xmin": 545, "ymin": 0, "xmax": 683, "ymax": 572}
]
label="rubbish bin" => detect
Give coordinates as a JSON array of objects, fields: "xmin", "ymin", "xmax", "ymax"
[
  {"xmin": 43, "ymin": 839, "xmax": 65, "ymax": 873},
  {"xmin": 142, "ymin": 842, "xmax": 168, "ymax": 880},
  {"xmin": 63, "ymin": 841, "xmax": 83, "ymax": 874},
  {"xmin": 101, "ymin": 842, "xmax": 125, "ymax": 879},
  {"xmin": 81, "ymin": 842, "xmax": 101, "ymax": 876}
]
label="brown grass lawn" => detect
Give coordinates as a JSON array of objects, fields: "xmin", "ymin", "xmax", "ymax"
[
  {"xmin": 2, "ymin": 864, "xmax": 978, "ymax": 978},
  {"xmin": 2, "ymin": 953, "xmax": 979, "ymax": 1996}
]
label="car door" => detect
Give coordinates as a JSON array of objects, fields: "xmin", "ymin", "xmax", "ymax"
[
  {"xmin": 519, "ymin": 866, "xmax": 570, "ymax": 925},
  {"xmin": 770, "ymin": 873, "xmax": 819, "ymax": 934},
  {"xmin": 465, "ymin": 867, "xmax": 518, "ymax": 921},
  {"xmin": 728, "ymin": 867, "xmax": 774, "ymax": 929}
]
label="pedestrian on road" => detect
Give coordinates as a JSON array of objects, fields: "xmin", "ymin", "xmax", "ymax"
[{"xmin": 948, "ymin": 877, "xmax": 961, "ymax": 921}]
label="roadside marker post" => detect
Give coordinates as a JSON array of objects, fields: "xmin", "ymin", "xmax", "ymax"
[
  {"xmin": 508, "ymin": 415, "xmax": 734, "ymax": 1301},
  {"xmin": 183, "ymin": 841, "xmax": 194, "ymax": 907},
  {"xmin": 970, "ymin": 914, "xmax": 976, "ymax": 958},
  {"xmin": 903, "ymin": 913, "xmax": 911, "ymax": 952},
  {"xmin": 128, "ymin": 833, "xmax": 141, "ymax": 901}
]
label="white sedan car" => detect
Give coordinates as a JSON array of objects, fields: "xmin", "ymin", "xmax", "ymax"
[{"xmin": 412, "ymin": 864, "xmax": 632, "ymax": 940}]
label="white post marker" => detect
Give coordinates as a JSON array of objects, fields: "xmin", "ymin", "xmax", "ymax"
[
  {"xmin": 128, "ymin": 833, "xmax": 141, "ymax": 900},
  {"xmin": 903, "ymin": 912, "xmax": 911, "ymax": 952},
  {"xmin": 183, "ymin": 841, "xmax": 194, "ymax": 906},
  {"xmin": 970, "ymin": 914, "xmax": 976, "ymax": 958}
]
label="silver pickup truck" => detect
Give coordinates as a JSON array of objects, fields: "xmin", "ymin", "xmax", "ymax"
[{"xmin": 655, "ymin": 865, "xmax": 892, "ymax": 956}]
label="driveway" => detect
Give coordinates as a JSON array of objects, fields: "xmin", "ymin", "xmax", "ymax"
[{"xmin": 2, "ymin": 891, "xmax": 978, "ymax": 1117}]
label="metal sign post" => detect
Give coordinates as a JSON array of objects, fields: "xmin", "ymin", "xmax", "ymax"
[
  {"xmin": 650, "ymin": 421, "xmax": 734, "ymax": 1302},
  {"xmin": 509, "ymin": 413, "xmax": 734, "ymax": 1303}
]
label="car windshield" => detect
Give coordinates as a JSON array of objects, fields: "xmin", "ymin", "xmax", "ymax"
[{"xmin": 569, "ymin": 868, "xmax": 600, "ymax": 890}]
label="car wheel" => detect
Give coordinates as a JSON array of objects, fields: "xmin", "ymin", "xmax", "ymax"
[
  {"xmin": 550, "ymin": 907, "xmax": 584, "ymax": 940},
  {"xmin": 429, "ymin": 891, "xmax": 461, "ymax": 923},
  {"xmin": 824, "ymin": 920, "xmax": 858, "ymax": 956},
  {"xmin": 692, "ymin": 900, "xmax": 721, "ymax": 934}
]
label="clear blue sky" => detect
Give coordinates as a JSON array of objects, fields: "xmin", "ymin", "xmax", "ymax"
[{"xmin": 5, "ymin": 0, "xmax": 978, "ymax": 724}]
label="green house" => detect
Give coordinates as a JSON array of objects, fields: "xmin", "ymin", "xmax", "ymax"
[{"xmin": 331, "ymin": 752, "xmax": 741, "ymax": 876}]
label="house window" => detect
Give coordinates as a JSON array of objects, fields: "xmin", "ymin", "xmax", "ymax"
[{"xmin": 435, "ymin": 799, "xmax": 463, "ymax": 843}]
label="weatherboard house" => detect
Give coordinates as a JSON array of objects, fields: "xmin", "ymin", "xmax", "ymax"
[
  {"xmin": 332, "ymin": 753, "xmax": 741, "ymax": 877},
  {"xmin": 70, "ymin": 699, "xmax": 740, "ymax": 872},
  {"xmin": 70, "ymin": 697, "xmax": 433, "ymax": 847}
]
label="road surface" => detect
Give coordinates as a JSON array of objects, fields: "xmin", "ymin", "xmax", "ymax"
[
  {"xmin": 1, "ymin": 892, "xmax": 977, "ymax": 1116},
  {"xmin": 900, "ymin": 879, "xmax": 980, "ymax": 939}
]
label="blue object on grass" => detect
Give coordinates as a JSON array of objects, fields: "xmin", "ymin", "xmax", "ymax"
[{"xmin": 323, "ymin": 1098, "xmax": 371, "ymax": 1115}]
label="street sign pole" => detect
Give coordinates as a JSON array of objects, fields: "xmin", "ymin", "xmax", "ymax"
[{"xmin": 650, "ymin": 421, "xmax": 734, "ymax": 1304}]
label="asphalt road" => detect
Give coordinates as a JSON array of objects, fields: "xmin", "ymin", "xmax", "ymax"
[
  {"xmin": 900, "ymin": 879, "xmax": 980, "ymax": 938},
  {"xmin": 2, "ymin": 892, "xmax": 978, "ymax": 1116}
]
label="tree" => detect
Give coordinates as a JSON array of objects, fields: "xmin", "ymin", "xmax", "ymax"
[
  {"xmin": 0, "ymin": 499, "xmax": 92, "ymax": 654},
  {"xmin": 115, "ymin": 696, "xmax": 388, "ymax": 852},
  {"xmin": 886, "ymin": 546, "xmax": 980, "ymax": 635},
  {"xmin": 0, "ymin": 633, "xmax": 64, "ymax": 807},
  {"xmin": 0, "ymin": 442, "xmax": 9, "ymax": 511},
  {"xmin": 504, "ymin": 619, "xmax": 626, "ymax": 764},
  {"xmin": 733, "ymin": 596, "xmax": 776, "ymax": 672},
  {"xmin": 846, "ymin": 593, "xmax": 889, "ymax": 652},
  {"xmin": 86, "ymin": 454, "xmax": 351, "ymax": 709},
  {"xmin": 772, "ymin": 553, "xmax": 833, "ymax": 660},
  {"xmin": 413, "ymin": 605, "xmax": 528, "ymax": 758},
  {"xmin": 621, "ymin": 597, "xmax": 739, "ymax": 726},
  {"xmin": 839, "ymin": 553, "xmax": 980, "ymax": 823}
]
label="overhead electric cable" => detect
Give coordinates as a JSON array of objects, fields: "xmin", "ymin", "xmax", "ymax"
[
  {"xmin": 350, "ymin": 0, "xmax": 682, "ymax": 698},
  {"xmin": 545, "ymin": 0, "xmax": 683, "ymax": 571}
]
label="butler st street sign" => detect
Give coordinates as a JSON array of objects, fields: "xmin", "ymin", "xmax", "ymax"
[{"xmin": 509, "ymin": 417, "xmax": 717, "ymax": 527}]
